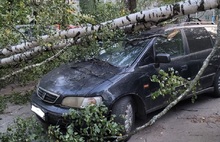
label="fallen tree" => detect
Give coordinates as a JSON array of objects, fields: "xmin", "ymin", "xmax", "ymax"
[{"xmin": 0, "ymin": 0, "xmax": 219, "ymax": 65}]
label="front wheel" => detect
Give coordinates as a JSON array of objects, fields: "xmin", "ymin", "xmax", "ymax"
[
  {"xmin": 213, "ymin": 71, "xmax": 220, "ymax": 97},
  {"xmin": 111, "ymin": 97, "xmax": 135, "ymax": 134}
]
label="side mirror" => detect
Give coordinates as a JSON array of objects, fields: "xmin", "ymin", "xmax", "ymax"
[{"xmin": 155, "ymin": 53, "xmax": 171, "ymax": 63}]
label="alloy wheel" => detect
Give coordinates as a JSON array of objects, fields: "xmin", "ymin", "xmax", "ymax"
[{"xmin": 124, "ymin": 103, "xmax": 134, "ymax": 133}]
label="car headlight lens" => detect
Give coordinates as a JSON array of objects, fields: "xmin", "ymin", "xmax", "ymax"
[{"xmin": 61, "ymin": 97, "xmax": 102, "ymax": 108}]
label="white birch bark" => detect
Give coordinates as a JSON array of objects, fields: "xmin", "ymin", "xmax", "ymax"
[
  {"xmin": 0, "ymin": 0, "xmax": 219, "ymax": 57},
  {"xmin": 0, "ymin": 38, "xmax": 77, "ymax": 65},
  {"xmin": 0, "ymin": 47, "xmax": 67, "ymax": 80}
]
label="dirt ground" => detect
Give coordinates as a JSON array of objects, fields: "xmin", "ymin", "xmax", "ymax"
[{"xmin": 1, "ymin": 84, "xmax": 220, "ymax": 142}]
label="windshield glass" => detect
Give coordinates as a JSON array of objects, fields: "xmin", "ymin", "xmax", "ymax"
[{"xmin": 96, "ymin": 39, "xmax": 150, "ymax": 67}]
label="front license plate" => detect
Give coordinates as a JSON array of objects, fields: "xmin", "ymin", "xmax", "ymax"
[{"xmin": 31, "ymin": 105, "xmax": 45, "ymax": 121}]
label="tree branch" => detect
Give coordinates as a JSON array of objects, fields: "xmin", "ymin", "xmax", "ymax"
[{"xmin": 0, "ymin": 0, "xmax": 219, "ymax": 56}]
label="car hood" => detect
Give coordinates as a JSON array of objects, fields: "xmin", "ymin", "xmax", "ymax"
[{"xmin": 39, "ymin": 59, "xmax": 121, "ymax": 96}]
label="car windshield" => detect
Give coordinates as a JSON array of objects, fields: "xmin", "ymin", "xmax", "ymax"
[{"xmin": 96, "ymin": 38, "xmax": 150, "ymax": 67}]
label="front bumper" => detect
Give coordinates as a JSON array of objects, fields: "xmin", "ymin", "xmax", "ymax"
[{"xmin": 31, "ymin": 92, "xmax": 70, "ymax": 126}]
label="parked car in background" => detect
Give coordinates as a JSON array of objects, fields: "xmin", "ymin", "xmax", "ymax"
[
  {"xmin": 31, "ymin": 22, "xmax": 220, "ymax": 134},
  {"xmin": 15, "ymin": 24, "xmax": 60, "ymax": 43}
]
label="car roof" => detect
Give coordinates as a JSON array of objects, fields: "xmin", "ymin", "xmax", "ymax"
[
  {"xmin": 166, "ymin": 22, "xmax": 216, "ymax": 31},
  {"xmin": 138, "ymin": 22, "xmax": 217, "ymax": 36}
]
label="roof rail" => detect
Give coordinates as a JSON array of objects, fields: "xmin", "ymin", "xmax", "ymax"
[{"xmin": 180, "ymin": 22, "xmax": 215, "ymax": 25}]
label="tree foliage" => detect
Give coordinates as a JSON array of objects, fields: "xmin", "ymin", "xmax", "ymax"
[
  {"xmin": 0, "ymin": 0, "xmax": 74, "ymax": 46},
  {"xmin": 0, "ymin": 0, "xmax": 126, "ymax": 88},
  {"xmin": 151, "ymin": 68, "xmax": 189, "ymax": 100}
]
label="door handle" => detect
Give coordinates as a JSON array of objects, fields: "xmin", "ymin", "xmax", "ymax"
[{"xmin": 181, "ymin": 65, "xmax": 188, "ymax": 71}]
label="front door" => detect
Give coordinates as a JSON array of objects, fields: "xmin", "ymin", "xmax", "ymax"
[{"xmin": 150, "ymin": 28, "xmax": 189, "ymax": 109}]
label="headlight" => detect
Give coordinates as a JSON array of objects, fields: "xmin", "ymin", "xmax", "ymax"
[{"xmin": 61, "ymin": 97, "xmax": 102, "ymax": 108}]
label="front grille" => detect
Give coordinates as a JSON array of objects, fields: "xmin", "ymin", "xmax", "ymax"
[{"xmin": 37, "ymin": 87, "xmax": 60, "ymax": 104}]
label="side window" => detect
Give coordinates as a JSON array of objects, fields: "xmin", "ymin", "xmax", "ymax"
[
  {"xmin": 139, "ymin": 46, "xmax": 154, "ymax": 66},
  {"xmin": 184, "ymin": 27, "xmax": 213, "ymax": 53},
  {"xmin": 154, "ymin": 29, "xmax": 184, "ymax": 57}
]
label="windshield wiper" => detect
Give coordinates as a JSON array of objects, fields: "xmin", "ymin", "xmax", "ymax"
[{"xmin": 90, "ymin": 58, "xmax": 116, "ymax": 67}]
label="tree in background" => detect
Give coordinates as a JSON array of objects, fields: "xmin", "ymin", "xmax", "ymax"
[
  {"xmin": 79, "ymin": 0, "xmax": 96, "ymax": 14},
  {"xmin": 124, "ymin": 0, "xmax": 137, "ymax": 13}
]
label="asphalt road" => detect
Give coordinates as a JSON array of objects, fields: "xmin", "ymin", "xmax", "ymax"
[
  {"xmin": 129, "ymin": 93, "xmax": 220, "ymax": 142},
  {"xmin": 1, "ymin": 93, "xmax": 220, "ymax": 142}
]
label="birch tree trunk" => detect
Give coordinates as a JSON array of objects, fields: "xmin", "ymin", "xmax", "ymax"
[
  {"xmin": 114, "ymin": 9, "xmax": 220, "ymax": 141},
  {"xmin": 0, "ymin": 38, "xmax": 78, "ymax": 65},
  {"xmin": 0, "ymin": 0, "xmax": 219, "ymax": 58},
  {"xmin": 0, "ymin": 47, "xmax": 67, "ymax": 80}
]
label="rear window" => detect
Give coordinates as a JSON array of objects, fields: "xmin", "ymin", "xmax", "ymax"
[{"xmin": 184, "ymin": 27, "xmax": 213, "ymax": 53}]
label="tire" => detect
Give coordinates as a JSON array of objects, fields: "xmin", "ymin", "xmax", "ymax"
[
  {"xmin": 213, "ymin": 71, "xmax": 220, "ymax": 97},
  {"xmin": 111, "ymin": 97, "xmax": 135, "ymax": 134}
]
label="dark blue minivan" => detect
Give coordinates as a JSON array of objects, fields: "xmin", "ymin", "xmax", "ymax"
[{"xmin": 31, "ymin": 22, "xmax": 220, "ymax": 133}]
